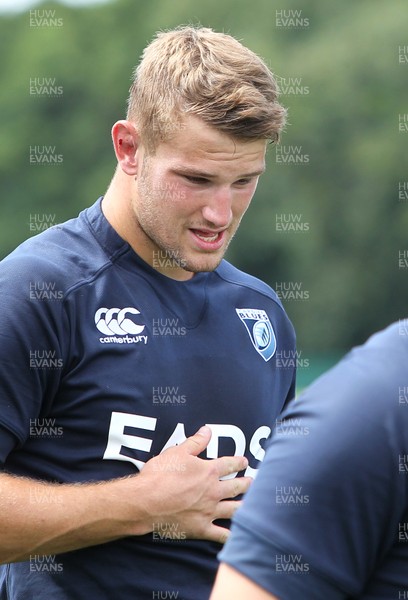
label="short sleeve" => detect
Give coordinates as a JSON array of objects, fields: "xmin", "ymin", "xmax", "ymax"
[
  {"xmin": 219, "ymin": 323, "xmax": 408, "ymax": 598},
  {"xmin": 0, "ymin": 253, "xmax": 66, "ymax": 462}
]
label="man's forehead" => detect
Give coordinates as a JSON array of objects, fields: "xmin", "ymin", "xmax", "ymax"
[{"xmin": 157, "ymin": 116, "xmax": 267, "ymax": 165}]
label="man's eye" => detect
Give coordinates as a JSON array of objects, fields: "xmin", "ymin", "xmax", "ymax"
[
  {"xmin": 235, "ymin": 178, "xmax": 252, "ymax": 185},
  {"xmin": 184, "ymin": 176, "xmax": 209, "ymax": 184}
]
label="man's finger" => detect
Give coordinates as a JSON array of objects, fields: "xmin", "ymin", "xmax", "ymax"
[
  {"xmin": 218, "ymin": 476, "xmax": 252, "ymax": 500},
  {"xmin": 213, "ymin": 500, "xmax": 243, "ymax": 521},
  {"xmin": 177, "ymin": 426, "xmax": 212, "ymax": 457},
  {"xmin": 213, "ymin": 455, "xmax": 249, "ymax": 479},
  {"xmin": 203, "ymin": 524, "xmax": 231, "ymax": 545}
]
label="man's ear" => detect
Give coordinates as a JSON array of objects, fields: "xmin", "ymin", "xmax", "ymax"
[{"xmin": 111, "ymin": 120, "xmax": 140, "ymax": 176}]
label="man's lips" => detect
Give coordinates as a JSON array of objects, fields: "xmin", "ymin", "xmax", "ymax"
[
  {"xmin": 189, "ymin": 228, "xmax": 226, "ymax": 250},
  {"xmin": 192, "ymin": 229, "xmax": 220, "ymax": 242}
]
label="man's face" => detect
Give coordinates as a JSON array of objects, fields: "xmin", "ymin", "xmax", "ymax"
[{"xmin": 131, "ymin": 115, "xmax": 267, "ymax": 280}]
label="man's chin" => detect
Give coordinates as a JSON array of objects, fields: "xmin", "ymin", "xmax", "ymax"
[{"xmin": 182, "ymin": 255, "xmax": 225, "ymax": 274}]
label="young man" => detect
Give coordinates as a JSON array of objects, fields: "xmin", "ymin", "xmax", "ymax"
[
  {"xmin": 0, "ymin": 27, "xmax": 295, "ymax": 599},
  {"xmin": 211, "ymin": 321, "xmax": 408, "ymax": 599}
]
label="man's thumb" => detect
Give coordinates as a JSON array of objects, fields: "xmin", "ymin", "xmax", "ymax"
[{"xmin": 180, "ymin": 426, "xmax": 212, "ymax": 457}]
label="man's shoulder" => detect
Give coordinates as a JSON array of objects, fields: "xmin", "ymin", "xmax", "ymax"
[
  {"xmin": 342, "ymin": 321, "xmax": 408, "ymax": 393},
  {"xmin": 0, "ymin": 204, "xmax": 112, "ymax": 297},
  {"xmin": 298, "ymin": 320, "xmax": 408, "ymax": 427},
  {"xmin": 215, "ymin": 260, "xmax": 283, "ymax": 307}
]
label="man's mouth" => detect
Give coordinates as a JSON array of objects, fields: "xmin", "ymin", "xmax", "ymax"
[
  {"xmin": 189, "ymin": 228, "xmax": 226, "ymax": 250},
  {"xmin": 193, "ymin": 230, "xmax": 220, "ymax": 242}
]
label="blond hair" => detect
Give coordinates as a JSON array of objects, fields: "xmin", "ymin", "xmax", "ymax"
[{"xmin": 127, "ymin": 26, "xmax": 286, "ymax": 152}]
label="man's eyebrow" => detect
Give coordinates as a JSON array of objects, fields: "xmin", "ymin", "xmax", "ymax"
[{"xmin": 171, "ymin": 166, "xmax": 266, "ymax": 178}]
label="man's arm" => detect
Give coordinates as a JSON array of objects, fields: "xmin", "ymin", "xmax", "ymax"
[
  {"xmin": 211, "ymin": 564, "xmax": 278, "ymax": 600},
  {"xmin": 211, "ymin": 324, "xmax": 408, "ymax": 599},
  {"xmin": 0, "ymin": 426, "xmax": 250, "ymax": 564}
]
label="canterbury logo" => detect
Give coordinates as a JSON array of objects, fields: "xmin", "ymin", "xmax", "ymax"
[{"xmin": 95, "ymin": 307, "xmax": 145, "ymax": 336}]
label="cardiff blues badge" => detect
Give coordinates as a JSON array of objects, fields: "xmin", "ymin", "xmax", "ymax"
[{"xmin": 235, "ymin": 308, "xmax": 276, "ymax": 362}]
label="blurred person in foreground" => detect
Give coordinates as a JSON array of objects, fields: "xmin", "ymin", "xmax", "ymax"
[
  {"xmin": 211, "ymin": 321, "xmax": 408, "ymax": 599},
  {"xmin": 0, "ymin": 26, "xmax": 296, "ymax": 599}
]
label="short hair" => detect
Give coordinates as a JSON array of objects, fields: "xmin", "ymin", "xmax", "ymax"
[{"xmin": 127, "ymin": 26, "xmax": 287, "ymax": 153}]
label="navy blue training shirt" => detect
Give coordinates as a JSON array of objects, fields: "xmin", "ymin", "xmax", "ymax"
[
  {"xmin": 0, "ymin": 198, "xmax": 296, "ymax": 600},
  {"xmin": 220, "ymin": 322, "xmax": 408, "ymax": 599}
]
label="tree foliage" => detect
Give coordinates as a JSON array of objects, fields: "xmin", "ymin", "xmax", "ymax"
[{"xmin": 0, "ymin": 0, "xmax": 406, "ymax": 370}]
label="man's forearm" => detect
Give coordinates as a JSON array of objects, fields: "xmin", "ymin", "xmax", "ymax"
[
  {"xmin": 0, "ymin": 472, "xmax": 150, "ymax": 563},
  {"xmin": 211, "ymin": 564, "xmax": 279, "ymax": 600},
  {"xmin": 0, "ymin": 427, "xmax": 250, "ymax": 564}
]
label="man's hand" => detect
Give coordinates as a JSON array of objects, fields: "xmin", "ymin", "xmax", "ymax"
[{"xmin": 138, "ymin": 425, "xmax": 252, "ymax": 543}]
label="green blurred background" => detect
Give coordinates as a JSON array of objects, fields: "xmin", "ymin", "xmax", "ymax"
[{"xmin": 1, "ymin": 0, "xmax": 407, "ymax": 389}]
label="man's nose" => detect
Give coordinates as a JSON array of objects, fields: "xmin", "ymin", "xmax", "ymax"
[{"xmin": 201, "ymin": 187, "xmax": 233, "ymax": 228}]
